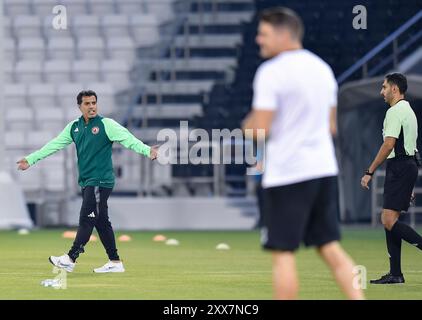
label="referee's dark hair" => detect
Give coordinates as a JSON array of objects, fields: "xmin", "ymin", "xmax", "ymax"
[
  {"xmin": 385, "ymin": 73, "xmax": 408, "ymax": 94},
  {"xmin": 77, "ymin": 90, "xmax": 98, "ymax": 105},
  {"xmin": 259, "ymin": 7, "xmax": 304, "ymax": 41}
]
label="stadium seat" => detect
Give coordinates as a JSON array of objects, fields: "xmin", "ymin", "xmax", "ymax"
[
  {"xmin": 32, "ymin": 0, "xmax": 60, "ymax": 16},
  {"xmin": 4, "ymin": 38, "xmax": 16, "ymax": 65},
  {"xmin": 4, "ymin": 84, "xmax": 27, "ymax": 106},
  {"xmin": 13, "ymin": 16, "xmax": 42, "ymax": 38},
  {"xmin": 129, "ymin": 14, "xmax": 160, "ymax": 46},
  {"xmin": 18, "ymin": 37, "xmax": 45, "ymax": 61},
  {"xmin": 72, "ymin": 15, "xmax": 101, "ymax": 38},
  {"xmin": 6, "ymin": 107, "xmax": 34, "ymax": 131},
  {"xmin": 88, "ymin": 0, "xmax": 116, "ymax": 15},
  {"xmin": 27, "ymin": 130, "xmax": 55, "ymax": 149},
  {"xmin": 5, "ymin": 131, "xmax": 26, "ymax": 150},
  {"xmin": 28, "ymin": 84, "xmax": 57, "ymax": 108},
  {"xmin": 57, "ymin": 83, "xmax": 84, "ymax": 108},
  {"xmin": 44, "ymin": 60, "xmax": 72, "ymax": 83},
  {"xmin": 15, "ymin": 60, "xmax": 43, "ymax": 84},
  {"xmin": 86, "ymin": 82, "xmax": 115, "ymax": 115},
  {"xmin": 115, "ymin": 0, "xmax": 145, "ymax": 14},
  {"xmin": 58, "ymin": 0, "xmax": 88, "ymax": 15},
  {"xmin": 43, "ymin": 15, "xmax": 73, "ymax": 39},
  {"xmin": 17, "ymin": 169, "xmax": 43, "ymax": 193},
  {"xmin": 64, "ymin": 105, "xmax": 82, "ymax": 121},
  {"xmin": 47, "ymin": 37, "xmax": 75, "ymax": 60},
  {"xmin": 143, "ymin": 0, "xmax": 175, "ymax": 23},
  {"xmin": 106, "ymin": 37, "xmax": 136, "ymax": 63},
  {"xmin": 4, "ymin": 62, "xmax": 14, "ymax": 83},
  {"xmin": 101, "ymin": 15, "xmax": 130, "ymax": 38},
  {"xmin": 77, "ymin": 37, "xmax": 105, "ymax": 60},
  {"xmin": 44, "ymin": 165, "xmax": 66, "ymax": 192},
  {"xmin": 72, "ymin": 60, "xmax": 101, "ymax": 84},
  {"xmin": 3, "ymin": 17, "xmax": 12, "ymax": 38},
  {"xmin": 100, "ymin": 59, "xmax": 132, "ymax": 90},
  {"xmin": 34, "ymin": 107, "xmax": 65, "ymax": 132},
  {"xmin": 5, "ymin": 0, "xmax": 32, "ymax": 16}
]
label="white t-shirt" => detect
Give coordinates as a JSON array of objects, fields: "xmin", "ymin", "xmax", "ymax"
[{"xmin": 252, "ymin": 49, "xmax": 339, "ymax": 188}]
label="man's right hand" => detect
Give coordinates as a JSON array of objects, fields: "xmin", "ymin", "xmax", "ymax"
[{"xmin": 17, "ymin": 158, "xmax": 30, "ymax": 171}]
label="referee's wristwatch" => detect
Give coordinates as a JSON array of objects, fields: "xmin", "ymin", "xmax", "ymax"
[{"xmin": 364, "ymin": 169, "xmax": 374, "ymax": 176}]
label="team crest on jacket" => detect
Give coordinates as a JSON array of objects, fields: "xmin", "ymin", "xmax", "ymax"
[{"xmin": 92, "ymin": 127, "xmax": 100, "ymax": 135}]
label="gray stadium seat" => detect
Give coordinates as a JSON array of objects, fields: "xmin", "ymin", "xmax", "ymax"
[
  {"xmin": 4, "ymin": 62, "xmax": 14, "ymax": 83},
  {"xmin": 116, "ymin": 0, "xmax": 145, "ymax": 14},
  {"xmin": 129, "ymin": 14, "xmax": 160, "ymax": 46},
  {"xmin": 4, "ymin": 84, "xmax": 27, "ymax": 106},
  {"xmin": 18, "ymin": 37, "xmax": 45, "ymax": 61},
  {"xmin": 32, "ymin": 0, "xmax": 60, "ymax": 16},
  {"xmin": 13, "ymin": 16, "xmax": 42, "ymax": 38},
  {"xmin": 44, "ymin": 60, "xmax": 72, "ymax": 83},
  {"xmin": 27, "ymin": 130, "xmax": 55, "ymax": 149},
  {"xmin": 100, "ymin": 59, "xmax": 131, "ymax": 90},
  {"xmin": 57, "ymin": 83, "xmax": 84, "ymax": 108},
  {"xmin": 6, "ymin": 107, "xmax": 34, "ymax": 131},
  {"xmin": 72, "ymin": 59, "xmax": 101, "ymax": 84},
  {"xmin": 28, "ymin": 84, "xmax": 57, "ymax": 108},
  {"xmin": 89, "ymin": 0, "xmax": 116, "ymax": 15},
  {"xmin": 34, "ymin": 107, "xmax": 65, "ymax": 132},
  {"xmin": 77, "ymin": 37, "xmax": 105, "ymax": 60},
  {"xmin": 5, "ymin": 0, "xmax": 32, "ymax": 16},
  {"xmin": 4, "ymin": 38, "xmax": 16, "ymax": 65},
  {"xmin": 43, "ymin": 15, "xmax": 73, "ymax": 39},
  {"xmin": 3, "ymin": 17, "xmax": 12, "ymax": 38},
  {"xmin": 15, "ymin": 60, "xmax": 43, "ymax": 84},
  {"xmin": 47, "ymin": 37, "xmax": 75, "ymax": 60},
  {"xmin": 73, "ymin": 15, "xmax": 101, "ymax": 38},
  {"xmin": 106, "ymin": 36, "xmax": 136, "ymax": 63},
  {"xmin": 64, "ymin": 106, "xmax": 82, "ymax": 122},
  {"xmin": 101, "ymin": 15, "xmax": 130, "ymax": 38},
  {"xmin": 86, "ymin": 82, "xmax": 115, "ymax": 115},
  {"xmin": 59, "ymin": 0, "xmax": 88, "ymax": 15}
]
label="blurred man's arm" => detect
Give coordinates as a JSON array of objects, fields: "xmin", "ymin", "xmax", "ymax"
[
  {"xmin": 330, "ymin": 106, "xmax": 337, "ymax": 137},
  {"xmin": 242, "ymin": 110, "xmax": 274, "ymax": 140},
  {"xmin": 18, "ymin": 121, "xmax": 74, "ymax": 170}
]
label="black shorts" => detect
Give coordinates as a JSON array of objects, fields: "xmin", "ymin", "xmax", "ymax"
[
  {"xmin": 383, "ymin": 157, "xmax": 418, "ymax": 212},
  {"xmin": 261, "ymin": 176, "xmax": 341, "ymax": 252}
]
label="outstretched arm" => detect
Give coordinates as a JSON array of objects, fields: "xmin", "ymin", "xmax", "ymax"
[
  {"xmin": 17, "ymin": 121, "xmax": 75, "ymax": 170},
  {"xmin": 102, "ymin": 118, "xmax": 155, "ymax": 159}
]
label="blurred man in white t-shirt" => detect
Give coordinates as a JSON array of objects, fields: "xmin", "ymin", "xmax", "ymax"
[{"xmin": 242, "ymin": 7, "xmax": 364, "ymax": 300}]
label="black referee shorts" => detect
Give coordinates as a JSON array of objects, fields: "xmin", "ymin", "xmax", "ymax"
[
  {"xmin": 261, "ymin": 176, "xmax": 341, "ymax": 252},
  {"xmin": 383, "ymin": 157, "xmax": 418, "ymax": 212}
]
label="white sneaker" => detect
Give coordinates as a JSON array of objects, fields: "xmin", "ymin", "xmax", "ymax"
[
  {"xmin": 49, "ymin": 254, "xmax": 75, "ymax": 273},
  {"xmin": 93, "ymin": 261, "xmax": 125, "ymax": 273}
]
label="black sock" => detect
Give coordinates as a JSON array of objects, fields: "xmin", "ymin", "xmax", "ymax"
[
  {"xmin": 391, "ymin": 221, "xmax": 422, "ymax": 250},
  {"xmin": 385, "ymin": 228, "xmax": 402, "ymax": 276}
]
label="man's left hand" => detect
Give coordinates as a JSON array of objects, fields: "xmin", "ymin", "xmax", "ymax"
[
  {"xmin": 361, "ymin": 174, "xmax": 372, "ymax": 190},
  {"xmin": 149, "ymin": 145, "xmax": 159, "ymax": 161}
]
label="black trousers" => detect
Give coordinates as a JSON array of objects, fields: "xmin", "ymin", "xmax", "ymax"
[{"xmin": 68, "ymin": 186, "xmax": 120, "ymax": 262}]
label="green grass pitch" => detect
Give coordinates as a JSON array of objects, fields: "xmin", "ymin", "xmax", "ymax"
[{"xmin": 1, "ymin": 228, "xmax": 422, "ymax": 300}]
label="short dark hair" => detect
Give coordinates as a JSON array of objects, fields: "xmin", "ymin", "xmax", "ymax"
[
  {"xmin": 385, "ymin": 73, "xmax": 407, "ymax": 94},
  {"xmin": 259, "ymin": 7, "xmax": 304, "ymax": 41},
  {"xmin": 77, "ymin": 90, "xmax": 97, "ymax": 105}
]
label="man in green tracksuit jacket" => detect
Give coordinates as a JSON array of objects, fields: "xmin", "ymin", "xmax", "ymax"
[{"xmin": 17, "ymin": 90, "xmax": 158, "ymax": 273}]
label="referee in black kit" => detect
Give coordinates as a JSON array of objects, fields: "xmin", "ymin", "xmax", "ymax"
[{"xmin": 361, "ymin": 73, "xmax": 422, "ymax": 284}]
